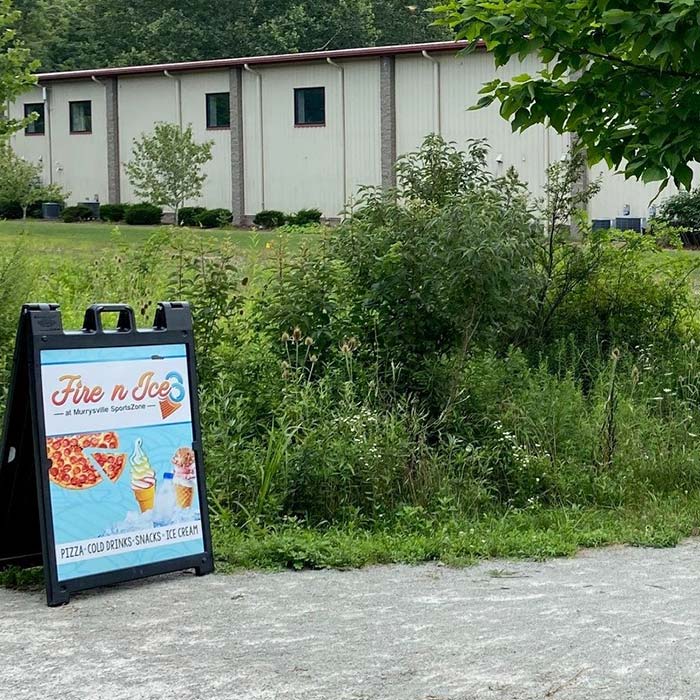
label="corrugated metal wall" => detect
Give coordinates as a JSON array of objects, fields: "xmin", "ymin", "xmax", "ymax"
[
  {"xmin": 590, "ymin": 162, "xmax": 700, "ymax": 223},
  {"xmin": 181, "ymin": 72, "xmax": 232, "ymax": 209},
  {"xmin": 8, "ymin": 86, "xmax": 51, "ymax": 186},
  {"xmin": 258, "ymin": 62, "xmax": 344, "ymax": 215},
  {"xmin": 396, "ymin": 52, "xmax": 569, "ymax": 199},
  {"xmin": 10, "ymin": 81, "xmax": 109, "ymax": 204},
  {"xmin": 118, "ymin": 75, "xmax": 178, "ymax": 205},
  {"xmin": 344, "ymin": 59, "xmax": 382, "ymax": 206},
  {"xmin": 395, "ymin": 56, "xmax": 435, "ymax": 156},
  {"xmin": 8, "ymin": 49, "xmax": 692, "ymax": 224},
  {"xmin": 241, "ymin": 60, "xmax": 381, "ymax": 217},
  {"xmin": 54, "ymin": 81, "xmax": 109, "ymax": 204}
]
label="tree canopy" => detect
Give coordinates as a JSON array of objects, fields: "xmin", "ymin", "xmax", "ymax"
[
  {"xmin": 435, "ymin": 0, "xmax": 700, "ymax": 189},
  {"xmin": 12, "ymin": 0, "xmax": 446, "ymax": 72},
  {"xmin": 1, "ymin": 0, "xmax": 37, "ymax": 139}
]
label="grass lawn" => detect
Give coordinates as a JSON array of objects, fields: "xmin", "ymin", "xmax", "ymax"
[
  {"xmin": 654, "ymin": 247, "xmax": 700, "ymax": 290},
  {"xmin": 0, "ymin": 219, "xmax": 311, "ymax": 261}
]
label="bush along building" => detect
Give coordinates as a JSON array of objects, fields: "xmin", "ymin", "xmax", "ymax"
[{"xmin": 9, "ymin": 40, "xmax": 696, "ymax": 227}]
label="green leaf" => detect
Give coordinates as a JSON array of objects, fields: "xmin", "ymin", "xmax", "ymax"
[
  {"xmin": 431, "ymin": 0, "xmax": 700, "ymax": 188},
  {"xmin": 601, "ymin": 9, "xmax": 634, "ymax": 24},
  {"xmin": 511, "ymin": 107, "xmax": 531, "ymax": 131},
  {"xmin": 673, "ymin": 163, "xmax": 694, "ymax": 190},
  {"xmin": 488, "ymin": 15, "xmax": 512, "ymax": 29},
  {"xmin": 470, "ymin": 95, "xmax": 496, "ymax": 110},
  {"xmin": 642, "ymin": 164, "xmax": 667, "ymax": 183},
  {"xmin": 551, "ymin": 62, "xmax": 568, "ymax": 80}
]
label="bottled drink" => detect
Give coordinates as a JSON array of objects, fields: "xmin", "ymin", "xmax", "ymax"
[{"xmin": 153, "ymin": 472, "xmax": 176, "ymax": 525}]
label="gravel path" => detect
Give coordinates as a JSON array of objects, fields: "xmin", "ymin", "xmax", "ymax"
[{"xmin": 2, "ymin": 541, "xmax": 700, "ymax": 699}]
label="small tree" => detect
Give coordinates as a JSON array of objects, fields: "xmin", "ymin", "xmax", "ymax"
[
  {"xmin": 0, "ymin": 145, "xmax": 66, "ymax": 219},
  {"xmin": 124, "ymin": 123, "xmax": 213, "ymax": 225}
]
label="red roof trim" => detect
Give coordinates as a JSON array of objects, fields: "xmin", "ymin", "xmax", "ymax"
[{"xmin": 36, "ymin": 40, "xmax": 481, "ymax": 82}]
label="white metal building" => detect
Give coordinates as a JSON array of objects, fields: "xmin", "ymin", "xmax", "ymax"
[{"xmin": 8, "ymin": 41, "xmax": 685, "ymax": 226}]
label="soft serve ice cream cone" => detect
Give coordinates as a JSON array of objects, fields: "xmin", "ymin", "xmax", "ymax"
[
  {"xmin": 130, "ymin": 438, "xmax": 156, "ymax": 512},
  {"xmin": 172, "ymin": 447, "xmax": 196, "ymax": 509}
]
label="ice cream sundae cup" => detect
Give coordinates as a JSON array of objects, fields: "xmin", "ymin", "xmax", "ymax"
[{"xmin": 172, "ymin": 447, "xmax": 196, "ymax": 509}]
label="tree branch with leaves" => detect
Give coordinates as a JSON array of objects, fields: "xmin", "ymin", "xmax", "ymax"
[
  {"xmin": 0, "ymin": 0, "xmax": 39, "ymax": 139},
  {"xmin": 433, "ymin": 0, "xmax": 700, "ymax": 190}
]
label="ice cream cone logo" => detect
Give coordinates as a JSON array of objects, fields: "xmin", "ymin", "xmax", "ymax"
[
  {"xmin": 160, "ymin": 371, "xmax": 186, "ymax": 420},
  {"xmin": 159, "ymin": 397, "xmax": 181, "ymax": 420}
]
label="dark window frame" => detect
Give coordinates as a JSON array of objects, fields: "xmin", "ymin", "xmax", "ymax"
[
  {"xmin": 294, "ymin": 87, "xmax": 326, "ymax": 127},
  {"xmin": 24, "ymin": 103, "xmax": 45, "ymax": 136},
  {"xmin": 69, "ymin": 100, "xmax": 92, "ymax": 134},
  {"xmin": 206, "ymin": 92, "xmax": 231, "ymax": 130}
]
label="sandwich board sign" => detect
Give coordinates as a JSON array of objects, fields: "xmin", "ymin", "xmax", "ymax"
[{"xmin": 0, "ymin": 302, "xmax": 214, "ymax": 606}]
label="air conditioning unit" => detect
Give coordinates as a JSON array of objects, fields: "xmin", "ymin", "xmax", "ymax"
[
  {"xmin": 615, "ymin": 217, "xmax": 642, "ymax": 233},
  {"xmin": 79, "ymin": 201, "xmax": 100, "ymax": 218}
]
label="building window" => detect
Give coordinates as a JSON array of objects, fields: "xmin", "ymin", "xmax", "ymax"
[
  {"xmin": 294, "ymin": 87, "xmax": 325, "ymax": 127},
  {"xmin": 69, "ymin": 101, "xmax": 92, "ymax": 133},
  {"xmin": 24, "ymin": 103, "xmax": 45, "ymax": 135},
  {"xmin": 206, "ymin": 93, "xmax": 230, "ymax": 129}
]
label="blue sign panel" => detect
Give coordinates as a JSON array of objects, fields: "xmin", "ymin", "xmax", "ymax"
[{"xmin": 40, "ymin": 344, "xmax": 206, "ymax": 581}]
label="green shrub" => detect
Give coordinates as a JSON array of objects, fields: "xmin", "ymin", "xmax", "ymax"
[
  {"xmin": 124, "ymin": 203, "xmax": 162, "ymax": 225},
  {"xmin": 3, "ymin": 134, "xmax": 700, "ymax": 556},
  {"xmin": 284, "ymin": 394, "xmax": 416, "ymax": 524},
  {"xmin": 0, "ymin": 196, "xmax": 67, "ymax": 220},
  {"xmin": 395, "ymin": 133, "xmax": 492, "ymax": 206},
  {"xmin": 99, "ymin": 204, "xmax": 126, "ymax": 222},
  {"xmin": 27, "ymin": 199, "xmax": 64, "ymax": 219},
  {"xmin": 657, "ymin": 189, "xmax": 700, "ymax": 231},
  {"xmin": 0, "ymin": 202, "xmax": 22, "ymax": 219},
  {"xmin": 254, "ymin": 210, "xmax": 287, "ymax": 229},
  {"xmin": 288, "ymin": 208, "xmax": 322, "ymax": 226},
  {"xmin": 197, "ymin": 208, "xmax": 232, "ymax": 229},
  {"xmin": 261, "ymin": 137, "xmax": 541, "ymax": 371},
  {"xmin": 276, "ymin": 223, "xmax": 327, "ymax": 236},
  {"xmin": 178, "ymin": 206, "xmax": 206, "ymax": 227},
  {"xmin": 61, "ymin": 205, "xmax": 94, "ymax": 223},
  {"xmin": 544, "ymin": 229, "xmax": 694, "ymax": 353},
  {"xmin": 166, "ymin": 232, "xmax": 244, "ymax": 382}
]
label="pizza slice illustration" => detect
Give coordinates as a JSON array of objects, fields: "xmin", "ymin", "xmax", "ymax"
[
  {"xmin": 47, "ymin": 432, "xmax": 127, "ymax": 490},
  {"xmin": 92, "ymin": 452, "xmax": 128, "ymax": 483}
]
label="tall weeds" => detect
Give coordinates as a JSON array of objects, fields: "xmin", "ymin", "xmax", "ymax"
[{"xmin": 1, "ymin": 137, "xmax": 700, "ymax": 540}]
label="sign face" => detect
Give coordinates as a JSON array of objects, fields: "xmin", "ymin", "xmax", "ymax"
[
  {"xmin": 0, "ymin": 302, "xmax": 214, "ymax": 606},
  {"xmin": 40, "ymin": 344, "xmax": 205, "ymax": 582}
]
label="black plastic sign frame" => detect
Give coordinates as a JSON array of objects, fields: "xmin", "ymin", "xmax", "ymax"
[{"xmin": 0, "ymin": 302, "xmax": 214, "ymax": 606}]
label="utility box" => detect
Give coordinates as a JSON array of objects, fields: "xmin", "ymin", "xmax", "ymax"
[
  {"xmin": 615, "ymin": 217, "xmax": 642, "ymax": 232},
  {"xmin": 78, "ymin": 201, "xmax": 100, "ymax": 219},
  {"xmin": 42, "ymin": 203, "xmax": 62, "ymax": 220}
]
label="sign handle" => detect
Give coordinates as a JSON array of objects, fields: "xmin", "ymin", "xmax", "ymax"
[{"xmin": 82, "ymin": 304, "xmax": 136, "ymax": 334}]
